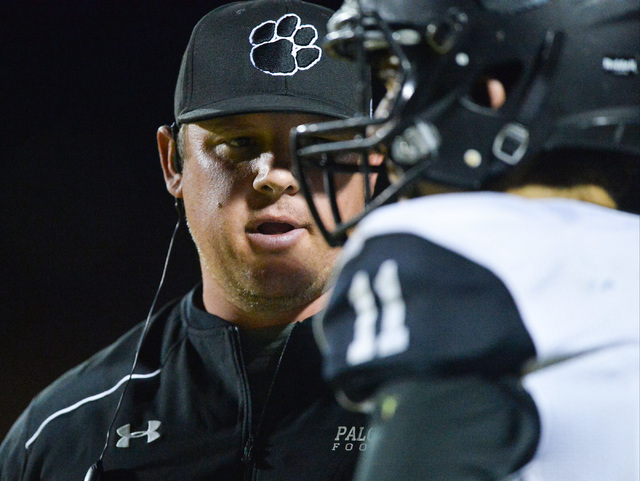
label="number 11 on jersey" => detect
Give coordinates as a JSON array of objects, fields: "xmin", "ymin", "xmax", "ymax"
[{"xmin": 346, "ymin": 260, "xmax": 410, "ymax": 366}]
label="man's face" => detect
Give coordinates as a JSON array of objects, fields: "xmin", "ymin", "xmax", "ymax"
[{"xmin": 177, "ymin": 112, "xmax": 365, "ymax": 323}]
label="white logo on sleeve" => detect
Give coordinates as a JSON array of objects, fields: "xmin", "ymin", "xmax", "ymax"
[
  {"xmin": 116, "ymin": 420, "xmax": 162, "ymax": 448},
  {"xmin": 249, "ymin": 13, "xmax": 322, "ymax": 76}
]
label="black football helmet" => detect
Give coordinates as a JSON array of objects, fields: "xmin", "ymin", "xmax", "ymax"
[{"xmin": 291, "ymin": 0, "xmax": 640, "ymax": 246}]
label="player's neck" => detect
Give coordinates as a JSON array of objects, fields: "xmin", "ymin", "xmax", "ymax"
[{"xmin": 507, "ymin": 183, "xmax": 617, "ymax": 209}]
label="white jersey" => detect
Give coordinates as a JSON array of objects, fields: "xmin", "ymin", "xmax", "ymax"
[{"xmin": 319, "ymin": 192, "xmax": 639, "ymax": 481}]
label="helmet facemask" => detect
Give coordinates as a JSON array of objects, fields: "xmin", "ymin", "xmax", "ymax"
[
  {"xmin": 292, "ymin": 7, "xmax": 434, "ymax": 246},
  {"xmin": 292, "ymin": 0, "xmax": 640, "ymax": 246}
]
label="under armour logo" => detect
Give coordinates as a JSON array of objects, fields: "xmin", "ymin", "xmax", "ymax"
[
  {"xmin": 249, "ymin": 13, "xmax": 322, "ymax": 76},
  {"xmin": 116, "ymin": 420, "xmax": 162, "ymax": 448}
]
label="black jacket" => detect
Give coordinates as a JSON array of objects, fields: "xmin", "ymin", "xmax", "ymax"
[{"xmin": 0, "ymin": 287, "xmax": 367, "ymax": 480}]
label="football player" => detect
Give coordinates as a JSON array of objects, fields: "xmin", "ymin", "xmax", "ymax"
[{"xmin": 291, "ymin": 0, "xmax": 640, "ymax": 479}]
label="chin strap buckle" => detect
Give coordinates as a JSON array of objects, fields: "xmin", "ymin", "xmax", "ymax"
[{"xmin": 493, "ymin": 122, "xmax": 530, "ymax": 165}]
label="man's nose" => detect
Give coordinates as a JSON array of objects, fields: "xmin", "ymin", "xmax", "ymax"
[{"xmin": 252, "ymin": 153, "xmax": 300, "ymax": 197}]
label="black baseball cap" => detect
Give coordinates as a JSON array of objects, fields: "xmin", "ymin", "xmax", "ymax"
[{"xmin": 174, "ymin": 0, "xmax": 368, "ymax": 125}]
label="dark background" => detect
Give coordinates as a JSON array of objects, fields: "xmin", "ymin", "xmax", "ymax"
[{"xmin": 0, "ymin": 0, "xmax": 343, "ymax": 440}]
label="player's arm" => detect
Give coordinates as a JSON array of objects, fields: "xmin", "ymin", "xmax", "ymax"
[{"xmin": 316, "ymin": 232, "xmax": 540, "ymax": 480}]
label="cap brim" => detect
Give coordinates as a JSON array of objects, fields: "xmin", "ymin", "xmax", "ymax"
[{"xmin": 176, "ymin": 94, "xmax": 356, "ymax": 124}]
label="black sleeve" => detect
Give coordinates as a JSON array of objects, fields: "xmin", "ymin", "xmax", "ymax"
[
  {"xmin": 354, "ymin": 375, "xmax": 540, "ymax": 481},
  {"xmin": 320, "ymin": 233, "xmax": 536, "ymax": 402}
]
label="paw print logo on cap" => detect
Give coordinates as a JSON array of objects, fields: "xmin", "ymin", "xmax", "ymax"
[{"xmin": 249, "ymin": 14, "xmax": 322, "ymax": 76}]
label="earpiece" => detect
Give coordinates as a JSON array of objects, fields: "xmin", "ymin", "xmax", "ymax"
[
  {"xmin": 170, "ymin": 122, "xmax": 182, "ymax": 173},
  {"xmin": 174, "ymin": 197, "xmax": 185, "ymax": 219}
]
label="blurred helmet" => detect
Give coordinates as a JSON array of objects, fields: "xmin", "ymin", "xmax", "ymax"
[{"xmin": 291, "ymin": 0, "xmax": 639, "ymax": 246}]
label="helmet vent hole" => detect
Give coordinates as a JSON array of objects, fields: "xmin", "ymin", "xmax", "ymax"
[{"xmin": 468, "ymin": 61, "xmax": 523, "ymax": 111}]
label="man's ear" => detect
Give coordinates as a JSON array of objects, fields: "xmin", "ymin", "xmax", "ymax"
[{"xmin": 158, "ymin": 125, "xmax": 183, "ymax": 198}]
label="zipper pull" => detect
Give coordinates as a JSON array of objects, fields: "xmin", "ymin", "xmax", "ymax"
[{"xmin": 242, "ymin": 435, "xmax": 254, "ymax": 464}]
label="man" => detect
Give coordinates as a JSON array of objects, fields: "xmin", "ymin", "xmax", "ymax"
[
  {"xmin": 292, "ymin": 0, "xmax": 639, "ymax": 480},
  {"xmin": 0, "ymin": 1, "xmax": 370, "ymax": 479}
]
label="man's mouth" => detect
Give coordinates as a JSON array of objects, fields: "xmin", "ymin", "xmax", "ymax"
[
  {"xmin": 257, "ymin": 222, "xmax": 296, "ymax": 235},
  {"xmin": 246, "ymin": 215, "xmax": 306, "ymax": 250}
]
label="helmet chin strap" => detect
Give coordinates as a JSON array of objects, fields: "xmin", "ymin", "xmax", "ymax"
[
  {"xmin": 515, "ymin": 30, "xmax": 565, "ymax": 125},
  {"xmin": 487, "ymin": 30, "xmax": 565, "ymax": 170}
]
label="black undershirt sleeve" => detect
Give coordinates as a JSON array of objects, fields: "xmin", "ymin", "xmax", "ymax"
[{"xmin": 355, "ymin": 376, "xmax": 539, "ymax": 481}]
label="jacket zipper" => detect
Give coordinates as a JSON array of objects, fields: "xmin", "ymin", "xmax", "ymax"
[
  {"xmin": 230, "ymin": 327, "xmax": 256, "ymax": 481},
  {"xmin": 234, "ymin": 324, "xmax": 294, "ymax": 481},
  {"xmin": 242, "ymin": 434, "xmax": 255, "ymax": 464}
]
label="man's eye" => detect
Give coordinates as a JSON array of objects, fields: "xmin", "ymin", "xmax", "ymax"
[{"xmin": 227, "ymin": 137, "xmax": 253, "ymax": 148}]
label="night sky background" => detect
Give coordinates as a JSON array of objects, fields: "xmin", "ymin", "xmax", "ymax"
[{"xmin": 0, "ymin": 0, "xmax": 344, "ymax": 440}]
